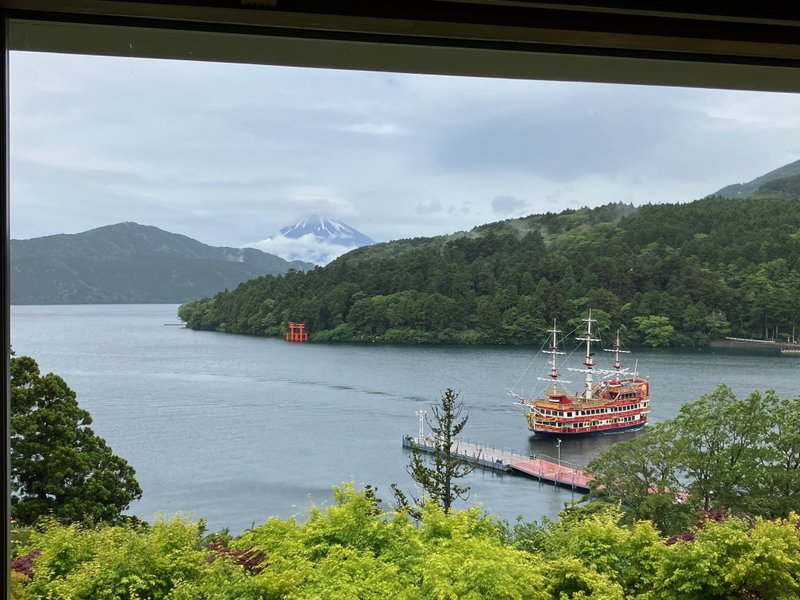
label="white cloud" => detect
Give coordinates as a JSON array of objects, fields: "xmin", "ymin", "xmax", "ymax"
[
  {"xmin": 244, "ymin": 233, "xmax": 361, "ymax": 266},
  {"xmin": 340, "ymin": 122, "xmax": 407, "ymax": 136}
]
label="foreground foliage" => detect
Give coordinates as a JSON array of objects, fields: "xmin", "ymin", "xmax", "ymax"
[
  {"xmin": 10, "ymin": 354, "xmax": 142, "ymax": 526},
  {"xmin": 587, "ymin": 384, "xmax": 800, "ymax": 534},
  {"xmin": 179, "ymin": 197, "xmax": 800, "ymax": 346},
  {"xmin": 11, "ymin": 484, "xmax": 800, "ymax": 600}
]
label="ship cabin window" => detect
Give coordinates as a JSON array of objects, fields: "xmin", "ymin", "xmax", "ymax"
[{"xmin": 567, "ymin": 412, "xmax": 573, "ymax": 417}]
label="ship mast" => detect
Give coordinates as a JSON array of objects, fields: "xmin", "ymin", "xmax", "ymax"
[
  {"xmin": 576, "ymin": 309, "xmax": 600, "ymax": 401},
  {"xmin": 545, "ymin": 319, "xmax": 562, "ymax": 394},
  {"xmin": 603, "ymin": 328, "xmax": 631, "ymax": 382}
]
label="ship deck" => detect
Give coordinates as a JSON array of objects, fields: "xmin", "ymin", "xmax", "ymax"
[{"xmin": 532, "ymin": 390, "xmax": 646, "ymax": 411}]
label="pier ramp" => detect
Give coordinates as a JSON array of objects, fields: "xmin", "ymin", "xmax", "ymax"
[{"xmin": 402, "ymin": 435, "xmax": 592, "ymax": 492}]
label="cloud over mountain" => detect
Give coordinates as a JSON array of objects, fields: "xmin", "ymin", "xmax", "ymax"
[{"xmin": 245, "ymin": 215, "xmax": 375, "ymax": 265}]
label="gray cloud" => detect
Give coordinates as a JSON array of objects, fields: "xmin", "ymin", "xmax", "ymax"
[
  {"xmin": 491, "ymin": 195, "xmax": 529, "ymax": 216},
  {"xmin": 415, "ymin": 199, "xmax": 443, "ymax": 214},
  {"xmin": 9, "ymin": 51, "xmax": 800, "ymax": 249}
]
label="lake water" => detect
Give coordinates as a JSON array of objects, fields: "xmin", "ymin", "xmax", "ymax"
[{"xmin": 10, "ymin": 304, "xmax": 799, "ymax": 534}]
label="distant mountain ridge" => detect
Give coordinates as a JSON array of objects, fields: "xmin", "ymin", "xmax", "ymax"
[
  {"xmin": 711, "ymin": 159, "xmax": 800, "ymax": 198},
  {"xmin": 11, "ymin": 222, "xmax": 313, "ymax": 304}
]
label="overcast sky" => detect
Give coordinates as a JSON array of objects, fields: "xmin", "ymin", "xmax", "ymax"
[{"xmin": 10, "ymin": 50, "xmax": 800, "ymax": 248}]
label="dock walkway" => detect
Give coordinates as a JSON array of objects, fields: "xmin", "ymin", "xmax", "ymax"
[{"xmin": 402, "ymin": 435, "xmax": 592, "ymax": 492}]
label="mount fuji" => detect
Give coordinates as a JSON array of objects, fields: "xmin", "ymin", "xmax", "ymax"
[{"xmin": 245, "ymin": 215, "xmax": 376, "ymax": 265}]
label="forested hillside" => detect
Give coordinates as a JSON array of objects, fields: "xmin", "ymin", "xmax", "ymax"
[
  {"xmin": 712, "ymin": 158, "xmax": 800, "ymax": 199},
  {"xmin": 11, "ymin": 222, "xmax": 312, "ymax": 304},
  {"xmin": 178, "ymin": 197, "xmax": 800, "ymax": 347}
]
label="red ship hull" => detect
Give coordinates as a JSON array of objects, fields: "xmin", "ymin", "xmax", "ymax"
[{"xmin": 525, "ymin": 378, "xmax": 650, "ymax": 437}]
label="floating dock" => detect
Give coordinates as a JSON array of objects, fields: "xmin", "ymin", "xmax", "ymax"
[{"xmin": 402, "ymin": 435, "xmax": 592, "ymax": 492}]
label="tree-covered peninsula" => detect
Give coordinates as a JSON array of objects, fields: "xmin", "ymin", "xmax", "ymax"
[{"xmin": 178, "ymin": 196, "xmax": 800, "ymax": 347}]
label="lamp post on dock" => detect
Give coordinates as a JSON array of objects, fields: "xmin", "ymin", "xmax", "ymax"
[
  {"xmin": 416, "ymin": 410, "xmax": 427, "ymax": 442},
  {"xmin": 556, "ymin": 438, "xmax": 562, "ymax": 468}
]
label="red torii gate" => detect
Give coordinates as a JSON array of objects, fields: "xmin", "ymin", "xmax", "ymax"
[{"xmin": 285, "ymin": 322, "xmax": 308, "ymax": 342}]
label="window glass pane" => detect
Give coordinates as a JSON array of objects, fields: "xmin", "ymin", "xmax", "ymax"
[{"xmin": 9, "ymin": 26, "xmax": 800, "ymax": 535}]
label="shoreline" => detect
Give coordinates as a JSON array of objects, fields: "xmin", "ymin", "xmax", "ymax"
[{"xmin": 709, "ymin": 338, "xmax": 800, "ymax": 352}]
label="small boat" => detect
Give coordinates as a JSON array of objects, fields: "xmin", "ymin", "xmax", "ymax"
[{"xmin": 512, "ymin": 310, "xmax": 651, "ymax": 437}]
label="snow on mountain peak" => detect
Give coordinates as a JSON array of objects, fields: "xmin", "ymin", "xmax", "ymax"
[
  {"xmin": 280, "ymin": 215, "xmax": 375, "ymax": 247},
  {"xmin": 245, "ymin": 215, "xmax": 376, "ymax": 265}
]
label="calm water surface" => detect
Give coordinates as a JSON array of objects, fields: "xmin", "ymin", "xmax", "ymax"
[{"xmin": 11, "ymin": 304, "xmax": 799, "ymax": 533}]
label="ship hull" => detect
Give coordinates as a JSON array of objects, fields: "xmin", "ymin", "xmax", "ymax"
[{"xmin": 529, "ymin": 421, "xmax": 646, "ymax": 438}]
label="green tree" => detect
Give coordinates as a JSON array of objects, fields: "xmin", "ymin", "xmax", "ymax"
[
  {"xmin": 587, "ymin": 384, "xmax": 800, "ymax": 531},
  {"xmin": 761, "ymin": 393, "xmax": 800, "ymax": 517},
  {"xmin": 672, "ymin": 384, "xmax": 770, "ymax": 514},
  {"xmin": 586, "ymin": 423, "xmax": 691, "ymax": 534},
  {"xmin": 10, "ymin": 355, "xmax": 142, "ymax": 525},
  {"xmin": 653, "ymin": 514, "xmax": 800, "ymax": 599},
  {"xmin": 398, "ymin": 389, "xmax": 475, "ymax": 514},
  {"xmin": 632, "ymin": 314, "xmax": 675, "ymax": 347}
]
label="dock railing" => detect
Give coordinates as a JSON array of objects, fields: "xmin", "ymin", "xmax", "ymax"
[{"xmin": 403, "ymin": 435, "xmax": 582, "ymax": 472}]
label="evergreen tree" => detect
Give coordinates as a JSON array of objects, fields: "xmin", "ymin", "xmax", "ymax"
[
  {"xmin": 399, "ymin": 388, "xmax": 475, "ymax": 514},
  {"xmin": 10, "ymin": 354, "xmax": 142, "ymax": 525}
]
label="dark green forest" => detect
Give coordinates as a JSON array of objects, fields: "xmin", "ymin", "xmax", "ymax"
[{"xmin": 178, "ymin": 196, "xmax": 800, "ymax": 347}]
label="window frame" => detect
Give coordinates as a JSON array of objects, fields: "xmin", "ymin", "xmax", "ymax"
[{"xmin": 3, "ymin": 5, "xmax": 800, "ymax": 593}]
